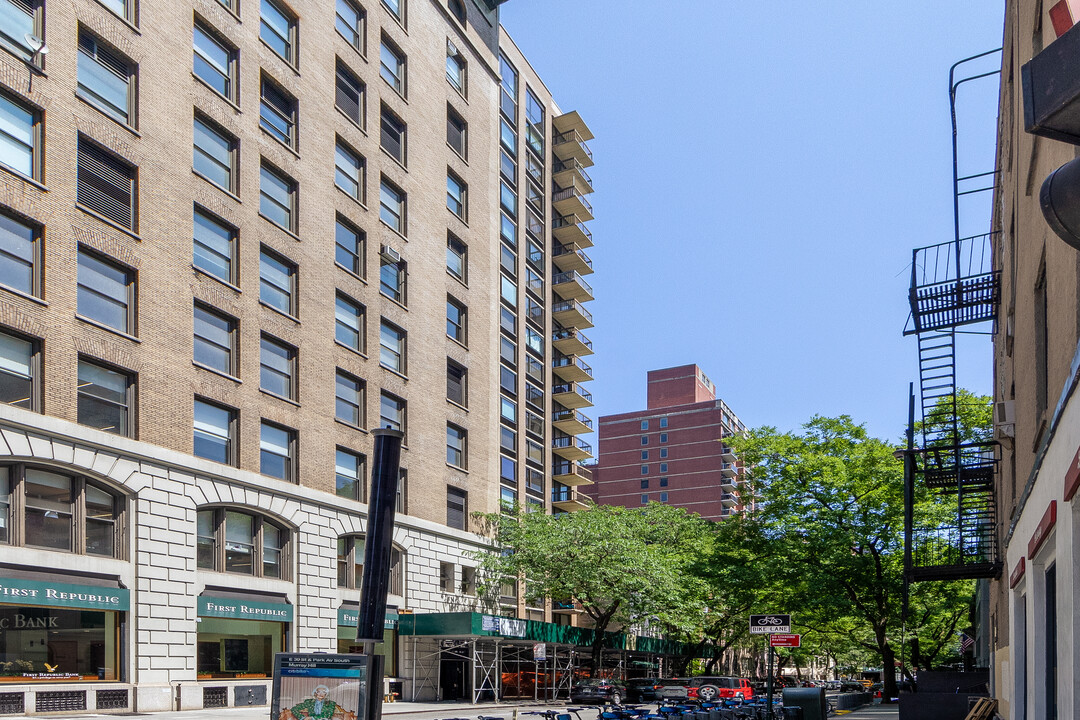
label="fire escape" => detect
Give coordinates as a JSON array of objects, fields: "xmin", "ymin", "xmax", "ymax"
[{"xmin": 902, "ymin": 50, "xmax": 1003, "ymax": 583}]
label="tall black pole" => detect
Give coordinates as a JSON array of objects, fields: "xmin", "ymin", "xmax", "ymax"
[
  {"xmin": 357, "ymin": 428, "xmax": 403, "ymax": 720},
  {"xmin": 766, "ymin": 642, "xmax": 774, "ymax": 720}
]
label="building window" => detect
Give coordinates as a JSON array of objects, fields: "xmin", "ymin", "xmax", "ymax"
[
  {"xmin": 337, "ymin": 535, "xmax": 403, "ymax": 592},
  {"xmin": 379, "ymin": 177, "xmax": 405, "ymax": 233},
  {"xmin": 640, "ymin": 435, "xmax": 648, "ymax": 446},
  {"xmin": 659, "ymin": 492, "xmax": 668, "ymax": 503},
  {"xmin": 197, "ymin": 508, "xmax": 288, "ymax": 578},
  {"xmin": 641, "ymin": 450, "xmax": 649, "ymax": 461},
  {"xmin": 447, "ymin": 424, "xmax": 466, "ymax": 469},
  {"xmin": 446, "ymin": 172, "xmax": 466, "ymax": 220},
  {"xmin": 448, "ymin": 0, "xmax": 466, "ymax": 22},
  {"xmin": 500, "ymin": 181, "xmax": 517, "ymax": 215},
  {"xmin": 194, "ymin": 397, "xmax": 236, "ymax": 464},
  {"xmin": 98, "ymin": 0, "xmax": 132, "ymax": 21},
  {"xmin": 446, "ymin": 486, "xmax": 467, "ymax": 530},
  {"xmin": 336, "ymin": 369, "xmax": 364, "ymax": 426},
  {"xmin": 501, "ymin": 307, "xmax": 516, "ymax": 335},
  {"xmin": 446, "ymin": 296, "xmax": 466, "ymax": 344},
  {"xmin": 335, "ymin": 140, "xmax": 364, "ymax": 200},
  {"xmin": 500, "ymin": 275, "xmax": 517, "ymax": 306},
  {"xmin": 259, "ymin": 162, "xmax": 296, "ymax": 233},
  {"xmin": 335, "ymin": 0, "xmax": 365, "ymax": 52},
  {"xmin": 260, "ymin": 76, "xmax": 296, "ymax": 147},
  {"xmin": 501, "ymin": 212, "xmax": 517, "ymax": 247},
  {"xmin": 379, "ymin": 391, "xmax": 404, "ymax": 432},
  {"xmin": 0, "ymin": 92, "xmax": 40, "ymax": 180},
  {"xmin": 447, "ymin": 106, "xmax": 466, "ymax": 158},
  {"xmin": 259, "ymin": 247, "xmax": 297, "ymax": 316},
  {"xmin": 500, "ymin": 149, "xmax": 516, "ymax": 183},
  {"xmin": 641, "ymin": 479, "xmax": 649, "ymax": 490},
  {"xmin": 439, "ymin": 561, "xmax": 454, "ymax": 592},
  {"xmin": 1, "ymin": 465, "xmax": 124, "ymax": 557},
  {"xmin": 380, "ymin": 106, "xmax": 406, "ymax": 163},
  {"xmin": 77, "ymin": 248, "xmax": 135, "ymax": 334},
  {"xmin": 500, "ymin": 365, "xmax": 516, "ymax": 394},
  {"xmin": 259, "ymin": 334, "xmax": 296, "ymax": 400},
  {"xmin": 382, "ymin": 0, "xmax": 403, "ymax": 22},
  {"xmin": 379, "ymin": 38, "xmax": 405, "ymax": 95},
  {"xmin": 0, "ymin": 329, "xmax": 37, "ymax": 410},
  {"xmin": 335, "ymin": 217, "xmax": 364, "ymax": 277},
  {"xmin": 501, "ymin": 396, "xmax": 517, "ymax": 424},
  {"xmin": 379, "ymin": 319, "xmax": 405, "ymax": 373},
  {"xmin": 194, "ymin": 207, "xmax": 236, "ymax": 284},
  {"xmin": 77, "ymin": 139, "xmax": 136, "ymax": 230},
  {"xmin": 641, "ymin": 465, "xmax": 648, "ymax": 475},
  {"xmin": 525, "ymin": 327, "xmax": 543, "ymax": 356},
  {"xmin": 500, "ymin": 335, "xmax": 516, "ymax": 366},
  {"xmin": 396, "ymin": 469, "xmax": 407, "ymax": 514},
  {"xmin": 336, "ymin": 448, "xmax": 365, "ymax": 501},
  {"xmin": 499, "ymin": 54, "xmax": 517, "ymax": 120},
  {"xmin": 660, "ymin": 463, "xmax": 668, "ymax": 473},
  {"xmin": 380, "ymin": 257, "xmax": 404, "ymax": 302},
  {"xmin": 335, "ymin": 61, "xmax": 365, "ymax": 126},
  {"xmin": 501, "ymin": 243, "xmax": 516, "ymax": 274},
  {"xmin": 260, "ymin": 0, "xmax": 296, "ymax": 64},
  {"xmin": 0, "ymin": 213, "xmax": 40, "ymax": 297},
  {"xmin": 660, "ymin": 432, "xmax": 667, "ymax": 443},
  {"xmin": 77, "ymin": 358, "xmax": 133, "ymax": 437},
  {"xmin": 193, "ymin": 22, "xmax": 236, "ymax": 100},
  {"xmin": 525, "ymin": 88, "xmax": 544, "ymax": 156},
  {"xmin": 500, "ymin": 426, "xmax": 516, "ymax": 455},
  {"xmin": 77, "ymin": 31, "xmax": 134, "ymax": 126},
  {"xmin": 660, "ymin": 447, "xmax": 668, "ymax": 458},
  {"xmin": 659, "ymin": 417, "xmax": 668, "ymax": 428},
  {"xmin": 445, "ymin": 39, "xmax": 465, "ymax": 93},
  {"xmin": 335, "ymin": 293, "xmax": 364, "ymax": 352},
  {"xmin": 0, "ymin": 0, "xmax": 41, "ymax": 63},
  {"xmin": 193, "ymin": 115, "xmax": 236, "ymax": 193},
  {"xmin": 447, "ymin": 360, "xmax": 466, "ymax": 406},
  {"xmin": 194, "ymin": 303, "xmax": 238, "ymax": 376},
  {"xmin": 446, "ymin": 234, "xmax": 466, "ymax": 281},
  {"xmin": 500, "ymin": 118, "xmax": 516, "ymax": 153},
  {"xmin": 260, "ymin": 420, "xmax": 296, "ymax": 482},
  {"xmin": 659, "ymin": 477, "xmax": 668, "ymax": 487}
]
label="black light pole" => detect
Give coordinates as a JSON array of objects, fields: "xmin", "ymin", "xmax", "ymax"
[{"xmin": 357, "ymin": 428, "xmax": 404, "ymax": 720}]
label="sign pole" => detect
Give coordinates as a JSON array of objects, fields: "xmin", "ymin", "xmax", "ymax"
[{"xmin": 766, "ymin": 641, "xmax": 774, "ymax": 720}]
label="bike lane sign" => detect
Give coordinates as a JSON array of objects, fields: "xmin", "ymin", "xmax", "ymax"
[{"xmin": 749, "ymin": 614, "xmax": 791, "ymax": 634}]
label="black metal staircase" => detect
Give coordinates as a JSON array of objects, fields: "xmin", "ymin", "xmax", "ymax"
[{"xmin": 903, "ymin": 50, "xmax": 1003, "ymax": 583}]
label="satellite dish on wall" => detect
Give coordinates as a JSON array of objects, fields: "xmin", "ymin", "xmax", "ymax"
[{"xmin": 23, "ymin": 34, "xmax": 48, "ymax": 54}]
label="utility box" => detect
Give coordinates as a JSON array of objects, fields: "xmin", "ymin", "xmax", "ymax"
[{"xmin": 783, "ymin": 687, "xmax": 827, "ymax": 720}]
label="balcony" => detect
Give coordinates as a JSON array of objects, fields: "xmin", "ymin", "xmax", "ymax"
[
  {"xmin": 553, "ymin": 382, "xmax": 593, "ymax": 409},
  {"xmin": 552, "ymin": 299, "xmax": 594, "ymax": 329},
  {"xmin": 552, "ymin": 600, "xmax": 585, "ymax": 614},
  {"xmin": 720, "ymin": 492, "xmax": 739, "ymax": 507},
  {"xmin": 553, "ymin": 214, "xmax": 593, "ymax": 248},
  {"xmin": 553, "ymin": 461, "xmax": 594, "ymax": 486},
  {"xmin": 552, "ymin": 186, "xmax": 594, "ymax": 222},
  {"xmin": 553, "ymin": 242, "xmax": 593, "ymax": 276},
  {"xmin": 552, "ymin": 435, "xmax": 593, "ymax": 462},
  {"xmin": 553, "ymin": 129, "xmax": 594, "ymax": 168},
  {"xmin": 552, "ymin": 487, "xmax": 590, "ymax": 512},
  {"xmin": 719, "ymin": 508, "xmax": 735, "ymax": 519},
  {"xmin": 552, "ymin": 110, "xmax": 595, "ymax": 143},
  {"xmin": 553, "ymin": 157, "xmax": 594, "ymax": 195},
  {"xmin": 553, "ymin": 408, "xmax": 593, "ymax": 435},
  {"xmin": 553, "ymin": 270, "xmax": 594, "ymax": 303},
  {"xmin": 721, "ymin": 477, "xmax": 737, "ymax": 493},
  {"xmin": 721, "ymin": 445, "xmax": 737, "ymax": 463},
  {"xmin": 552, "ymin": 327, "xmax": 594, "ymax": 356},
  {"xmin": 553, "ymin": 354, "xmax": 593, "ymax": 383},
  {"xmin": 721, "ymin": 463, "xmax": 738, "ymax": 478},
  {"xmin": 904, "ymin": 235, "xmax": 1000, "ymax": 336}
]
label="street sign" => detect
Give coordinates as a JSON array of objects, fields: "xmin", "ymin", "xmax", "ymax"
[
  {"xmin": 769, "ymin": 634, "xmax": 801, "ymax": 647},
  {"xmin": 749, "ymin": 614, "xmax": 791, "ymax": 634}
]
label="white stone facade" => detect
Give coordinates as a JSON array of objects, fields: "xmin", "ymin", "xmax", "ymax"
[{"xmin": 0, "ymin": 404, "xmax": 491, "ymax": 713}]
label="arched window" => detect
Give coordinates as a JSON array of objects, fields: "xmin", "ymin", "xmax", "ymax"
[
  {"xmin": 337, "ymin": 534, "xmax": 403, "ymax": 595},
  {"xmin": 197, "ymin": 508, "xmax": 289, "ymax": 580},
  {"xmin": 0, "ymin": 464, "xmax": 125, "ymax": 558}
]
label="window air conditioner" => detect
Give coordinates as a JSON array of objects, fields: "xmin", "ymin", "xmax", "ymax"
[
  {"xmin": 380, "ymin": 245, "xmax": 401, "ymax": 264},
  {"xmin": 995, "ymin": 400, "xmax": 1015, "ymax": 439}
]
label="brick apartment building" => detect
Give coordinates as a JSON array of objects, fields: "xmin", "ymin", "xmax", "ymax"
[
  {"xmin": 585, "ymin": 365, "xmax": 747, "ymax": 522},
  {"xmin": 0, "ymin": 0, "xmax": 596, "ymax": 711}
]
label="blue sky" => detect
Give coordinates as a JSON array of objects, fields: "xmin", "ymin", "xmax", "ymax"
[{"xmin": 500, "ymin": 1, "xmax": 1007, "ymax": 443}]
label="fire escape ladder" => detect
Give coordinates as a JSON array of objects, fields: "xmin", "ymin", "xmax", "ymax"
[{"xmin": 903, "ymin": 49, "xmax": 1003, "ymax": 584}]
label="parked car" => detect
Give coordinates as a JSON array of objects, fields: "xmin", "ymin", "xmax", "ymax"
[
  {"xmin": 660, "ymin": 676, "xmax": 755, "ymax": 702},
  {"xmin": 624, "ymin": 678, "xmax": 664, "ymax": 702},
  {"xmin": 570, "ymin": 679, "xmax": 629, "ymax": 705},
  {"xmin": 839, "ymin": 680, "xmax": 866, "ymax": 692}
]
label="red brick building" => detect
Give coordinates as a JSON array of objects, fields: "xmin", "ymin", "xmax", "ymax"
[{"xmin": 585, "ymin": 365, "xmax": 747, "ymax": 521}]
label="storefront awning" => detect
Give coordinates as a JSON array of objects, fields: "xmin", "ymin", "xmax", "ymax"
[{"xmin": 198, "ymin": 588, "xmax": 292, "ymax": 622}]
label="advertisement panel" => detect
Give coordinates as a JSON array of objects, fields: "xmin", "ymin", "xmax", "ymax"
[{"xmin": 272, "ymin": 653, "xmax": 373, "ymax": 720}]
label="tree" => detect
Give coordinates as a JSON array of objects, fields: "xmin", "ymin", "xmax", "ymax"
[
  {"xmin": 734, "ymin": 416, "xmax": 907, "ymax": 700},
  {"xmin": 473, "ymin": 501, "xmax": 712, "ymax": 672}
]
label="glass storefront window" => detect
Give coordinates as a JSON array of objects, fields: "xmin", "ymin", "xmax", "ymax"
[
  {"xmin": 0, "ymin": 606, "xmax": 119, "ymax": 682},
  {"xmin": 197, "ymin": 618, "xmax": 284, "ymax": 678},
  {"xmin": 337, "ymin": 618, "xmax": 396, "ymax": 676}
]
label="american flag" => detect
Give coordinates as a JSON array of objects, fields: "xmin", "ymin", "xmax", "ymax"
[{"xmin": 960, "ymin": 632, "xmax": 975, "ymax": 653}]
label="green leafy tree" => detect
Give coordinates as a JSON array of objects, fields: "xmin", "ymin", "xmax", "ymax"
[
  {"xmin": 473, "ymin": 501, "xmax": 712, "ymax": 672},
  {"xmin": 734, "ymin": 416, "xmax": 906, "ymax": 700}
]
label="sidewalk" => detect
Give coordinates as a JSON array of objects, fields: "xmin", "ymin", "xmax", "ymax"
[{"xmin": 836, "ymin": 703, "xmax": 899, "ymax": 718}]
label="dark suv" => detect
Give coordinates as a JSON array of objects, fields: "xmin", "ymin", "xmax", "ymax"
[
  {"xmin": 625, "ymin": 678, "xmax": 664, "ymax": 702},
  {"xmin": 570, "ymin": 679, "xmax": 629, "ymax": 705}
]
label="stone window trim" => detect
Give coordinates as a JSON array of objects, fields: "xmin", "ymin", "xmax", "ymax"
[
  {"xmin": 197, "ymin": 506, "xmax": 291, "ymax": 580},
  {"xmin": 337, "ymin": 533, "xmax": 403, "ymax": 594}
]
